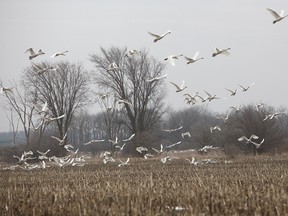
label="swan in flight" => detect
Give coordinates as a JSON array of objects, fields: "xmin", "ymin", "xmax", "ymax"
[
  {"xmin": 181, "ymin": 131, "xmax": 191, "ymax": 138},
  {"xmin": 185, "ymin": 157, "xmax": 199, "ymax": 165},
  {"xmin": 117, "ymin": 98, "xmax": 133, "ymax": 107},
  {"xmin": 50, "ymin": 51, "xmax": 68, "ymax": 58},
  {"xmin": 147, "ymin": 74, "xmax": 167, "ymax": 82},
  {"xmin": 184, "ymin": 52, "xmax": 204, "ymax": 64},
  {"xmin": 198, "ymin": 145, "xmax": 219, "ymax": 153},
  {"xmin": 230, "ymin": 105, "xmax": 241, "ymax": 113},
  {"xmin": 84, "ymin": 139, "xmax": 105, "ymax": 145},
  {"xmin": 107, "ymin": 62, "xmax": 119, "ymax": 72},
  {"xmin": 164, "ymin": 54, "xmax": 183, "ymax": 66},
  {"xmin": 37, "ymin": 149, "xmax": 50, "ymax": 160},
  {"xmin": 51, "ymin": 132, "xmax": 67, "ymax": 145},
  {"xmin": 165, "ymin": 141, "xmax": 182, "ymax": 150},
  {"xmin": 212, "ymin": 47, "xmax": 231, "ymax": 57},
  {"xmin": 170, "ymin": 81, "xmax": 187, "ymax": 93},
  {"xmin": 108, "ymin": 136, "xmax": 119, "ymax": 146},
  {"xmin": 263, "ymin": 112, "xmax": 286, "ymax": 121},
  {"xmin": 31, "ymin": 62, "xmax": 57, "ymax": 75},
  {"xmin": 239, "ymin": 83, "xmax": 255, "ymax": 92},
  {"xmin": 210, "ymin": 125, "xmax": 221, "ymax": 133},
  {"xmin": 125, "ymin": 49, "xmax": 142, "ymax": 58},
  {"xmin": 152, "ymin": 144, "xmax": 164, "ymax": 154},
  {"xmin": 148, "ymin": 30, "xmax": 171, "ymax": 43},
  {"xmin": 115, "ymin": 143, "xmax": 126, "ymax": 151},
  {"xmin": 118, "ymin": 158, "xmax": 130, "ymax": 167},
  {"xmin": 162, "ymin": 125, "xmax": 183, "ymax": 134},
  {"xmin": 256, "ymin": 103, "xmax": 265, "ymax": 112},
  {"xmin": 203, "ymin": 90, "xmax": 221, "ymax": 102},
  {"xmin": 216, "ymin": 112, "xmax": 230, "ymax": 124},
  {"xmin": 238, "ymin": 134, "xmax": 259, "ymax": 143},
  {"xmin": 184, "ymin": 92, "xmax": 198, "ymax": 105},
  {"xmin": 25, "ymin": 48, "xmax": 45, "ymax": 60},
  {"xmin": 225, "ymin": 88, "xmax": 237, "ymax": 96},
  {"xmin": 250, "ymin": 138, "xmax": 265, "ymax": 149},
  {"xmin": 136, "ymin": 146, "xmax": 148, "ymax": 154},
  {"xmin": 123, "ymin": 133, "xmax": 135, "ymax": 142},
  {"xmin": 267, "ymin": 8, "xmax": 288, "ymax": 24}
]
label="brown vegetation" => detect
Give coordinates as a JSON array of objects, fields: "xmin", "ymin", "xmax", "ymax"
[{"xmin": 1, "ymin": 156, "xmax": 288, "ymax": 215}]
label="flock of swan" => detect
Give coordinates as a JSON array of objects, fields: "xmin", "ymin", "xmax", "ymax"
[{"xmin": 1, "ymin": 7, "xmax": 287, "ymax": 171}]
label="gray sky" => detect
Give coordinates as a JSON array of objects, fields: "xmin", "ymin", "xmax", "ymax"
[{"xmin": 0, "ymin": 0, "xmax": 288, "ymax": 132}]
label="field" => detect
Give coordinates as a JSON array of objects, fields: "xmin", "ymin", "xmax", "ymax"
[{"xmin": 1, "ymin": 155, "xmax": 288, "ymax": 215}]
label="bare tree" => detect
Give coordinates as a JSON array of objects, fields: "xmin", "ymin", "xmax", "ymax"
[
  {"xmin": 22, "ymin": 61, "xmax": 90, "ymax": 151},
  {"xmin": 89, "ymin": 47, "xmax": 168, "ymax": 149}
]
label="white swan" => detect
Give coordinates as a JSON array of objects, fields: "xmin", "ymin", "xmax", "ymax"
[
  {"xmin": 267, "ymin": 8, "xmax": 288, "ymax": 24},
  {"xmin": 212, "ymin": 47, "xmax": 231, "ymax": 57},
  {"xmin": 204, "ymin": 90, "xmax": 220, "ymax": 102},
  {"xmin": 181, "ymin": 131, "xmax": 191, "ymax": 138},
  {"xmin": 136, "ymin": 146, "xmax": 148, "ymax": 154},
  {"xmin": 123, "ymin": 133, "xmax": 135, "ymax": 142},
  {"xmin": 184, "ymin": 52, "xmax": 204, "ymax": 64},
  {"xmin": 161, "ymin": 125, "xmax": 183, "ymax": 133},
  {"xmin": 164, "ymin": 54, "xmax": 183, "ymax": 66},
  {"xmin": 210, "ymin": 125, "xmax": 221, "ymax": 133},
  {"xmin": 239, "ymin": 83, "xmax": 255, "ymax": 92},
  {"xmin": 118, "ymin": 158, "xmax": 130, "ymax": 167},
  {"xmin": 51, "ymin": 132, "xmax": 67, "ymax": 145},
  {"xmin": 50, "ymin": 50, "xmax": 68, "ymax": 58},
  {"xmin": 125, "ymin": 49, "xmax": 142, "ymax": 58},
  {"xmin": 148, "ymin": 30, "xmax": 171, "ymax": 42},
  {"xmin": 84, "ymin": 139, "xmax": 105, "ymax": 145},
  {"xmin": 170, "ymin": 80, "xmax": 187, "ymax": 93},
  {"xmin": 225, "ymin": 88, "xmax": 237, "ymax": 96},
  {"xmin": 238, "ymin": 134, "xmax": 259, "ymax": 143},
  {"xmin": 165, "ymin": 141, "xmax": 182, "ymax": 150},
  {"xmin": 25, "ymin": 48, "xmax": 45, "ymax": 60},
  {"xmin": 107, "ymin": 62, "xmax": 119, "ymax": 72},
  {"xmin": 263, "ymin": 112, "xmax": 286, "ymax": 121}
]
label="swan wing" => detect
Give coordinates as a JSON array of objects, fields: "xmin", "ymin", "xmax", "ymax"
[
  {"xmin": 267, "ymin": 8, "xmax": 281, "ymax": 19},
  {"xmin": 148, "ymin": 31, "xmax": 160, "ymax": 38},
  {"xmin": 193, "ymin": 51, "xmax": 199, "ymax": 60},
  {"xmin": 170, "ymin": 82, "xmax": 180, "ymax": 90}
]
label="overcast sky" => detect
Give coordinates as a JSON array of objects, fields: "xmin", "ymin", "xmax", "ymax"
[{"xmin": 0, "ymin": 0, "xmax": 288, "ymax": 132}]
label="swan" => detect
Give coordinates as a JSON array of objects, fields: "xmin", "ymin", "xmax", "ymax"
[
  {"xmin": 185, "ymin": 157, "xmax": 199, "ymax": 165},
  {"xmin": 212, "ymin": 47, "xmax": 231, "ymax": 57},
  {"xmin": 267, "ymin": 8, "xmax": 288, "ymax": 24},
  {"xmin": 204, "ymin": 90, "xmax": 220, "ymax": 102},
  {"xmin": 238, "ymin": 134, "xmax": 259, "ymax": 143},
  {"xmin": 44, "ymin": 114, "xmax": 65, "ymax": 124},
  {"xmin": 225, "ymin": 88, "xmax": 237, "ymax": 96},
  {"xmin": 50, "ymin": 50, "xmax": 68, "ymax": 58},
  {"xmin": 108, "ymin": 136, "xmax": 119, "ymax": 146},
  {"xmin": 117, "ymin": 98, "xmax": 133, "ymax": 107},
  {"xmin": 107, "ymin": 62, "xmax": 119, "ymax": 72},
  {"xmin": 123, "ymin": 133, "xmax": 135, "ymax": 142},
  {"xmin": 115, "ymin": 143, "xmax": 126, "ymax": 151},
  {"xmin": 136, "ymin": 146, "xmax": 148, "ymax": 154},
  {"xmin": 230, "ymin": 105, "xmax": 241, "ymax": 112},
  {"xmin": 25, "ymin": 48, "xmax": 45, "ymax": 60},
  {"xmin": 125, "ymin": 49, "xmax": 142, "ymax": 58},
  {"xmin": 161, "ymin": 125, "xmax": 183, "ymax": 133},
  {"xmin": 148, "ymin": 30, "xmax": 171, "ymax": 42},
  {"xmin": 84, "ymin": 139, "xmax": 105, "ymax": 145},
  {"xmin": 165, "ymin": 141, "xmax": 181, "ymax": 149},
  {"xmin": 263, "ymin": 112, "xmax": 286, "ymax": 121},
  {"xmin": 196, "ymin": 95, "xmax": 209, "ymax": 103},
  {"xmin": 181, "ymin": 131, "xmax": 191, "ymax": 138},
  {"xmin": 147, "ymin": 74, "xmax": 167, "ymax": 82},
  {"xmin": 37, "ymin": 149, "xmax": 50, "ymax": 160},
  {"xmin": 170, "ymin": 80, "xmax": 187, "ymax": 93},
  {"xmin": 216, "ymin": 112, "xmax": 230, "ymax": 124},
  {"xmin": 152, "ymin": 144, "xmax": 164, "ymax": 154},
  {"xmin": 256, "ymin": 103, "xmax": 265, "ymax": 112},
  {"xmin": 250, "ymin": 138, "xmax": 265, "ymax": 149},
  {"xmin": 51, "ymin": 132, "xmax": 67, "ymax": 145},
  {"xmin": 118, "ymin": 158, "xmax": 130, "ymax": 167},
  {"xmin": 164, "ymin": 54, "xmax": 183, "ymax": 66},
  {"xmin": 184, "ymin": 92, "xmax": 198, "ymax": 105},
  {"xmin": 239, "ymin": 83, "xmax": 255, "ymax": 92},
  {"xmin": 210, "ymin": 125, "xmax": 221, "ymax": 133},
  {"xmin": 184, "ymin": 52, "xmax": 204, "ymax": 64}
]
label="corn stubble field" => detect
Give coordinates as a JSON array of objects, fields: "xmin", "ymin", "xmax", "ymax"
[{"xmin": 1, "ymin": 156, "xmax": 288, "ymax": 215}]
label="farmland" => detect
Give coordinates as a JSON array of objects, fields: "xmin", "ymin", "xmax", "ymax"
[{"xmin": 1, "ymin": 155, "xmax": 288, "ymax": 215}]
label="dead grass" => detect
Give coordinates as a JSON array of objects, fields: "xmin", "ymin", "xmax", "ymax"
[{"xmin": 1, "ymin": 156, "xmax": 288, "ymax": 215}]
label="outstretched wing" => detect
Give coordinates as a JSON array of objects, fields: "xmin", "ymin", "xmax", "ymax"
[{"xmin": 267, "ymin": 8, "xmax": 281, "ymax": 19}]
